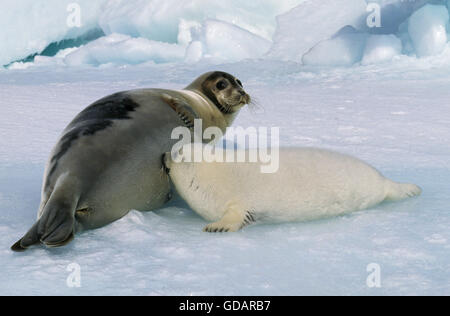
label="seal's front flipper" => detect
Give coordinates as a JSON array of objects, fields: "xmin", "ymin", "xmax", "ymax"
[
  {"xmin": 203, "ymin": 204, "xmax": 255, "ymax": 233},
  {"xmin": 161, "ymin": 94, "xmax": 199, "ymax": 128}
]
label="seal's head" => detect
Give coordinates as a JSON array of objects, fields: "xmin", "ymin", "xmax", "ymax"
[{"xmin": 186, "ymin": 71, "xmax": 251, "ymax": 114}]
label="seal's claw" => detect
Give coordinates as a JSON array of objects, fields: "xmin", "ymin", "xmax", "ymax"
[
  {"xmin": 202, "ymin": 209, "xmax": 255, "ymax": 233},
  {"xmin": 203, "ymin": 223, "xmax": 234, "ymax": 233}
]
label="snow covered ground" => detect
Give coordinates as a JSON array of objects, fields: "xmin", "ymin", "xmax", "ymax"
[{"xmin": 1, "ymin": 58, "xmax": 449, "ymax": 295}]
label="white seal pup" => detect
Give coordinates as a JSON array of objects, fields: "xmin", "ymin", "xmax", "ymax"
[
  {"xmin": 11, "ymin": 71, "xmax": 251, "ymax": 251},
  {"xmin": 163, "ymin": 147, "xmax": 421, "ymax": 232}
]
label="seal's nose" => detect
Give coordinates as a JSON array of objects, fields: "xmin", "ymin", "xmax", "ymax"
[{"xmin": 238, "ymin": 89, "xmax": 246, "ymax": 96}]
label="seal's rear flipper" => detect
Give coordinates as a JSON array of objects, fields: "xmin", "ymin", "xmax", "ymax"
[
  {"xmin": 385, "ymin": 181, "xmax": 422, "ymax": 202},
  {"xmin": 11, "ymin": 239, "xmax": 27, "ymax": 252},
  {"xmin": 11, "ymin": 221, "xmax": 40, "ymax": 252},
  {"xmin": 11, "ymin": 181, "xmax": 79, "ymax": 252},
  {"xmin": 37, "ymin": 194, "xmax": 77, "ymax": 248},
  {"xmin": 44, "ymin": 232, "xmax": 74, "ymax": 248},
  {"xmin": 10, "ymin": 206, "xmax": 75, "ymax": 252}
]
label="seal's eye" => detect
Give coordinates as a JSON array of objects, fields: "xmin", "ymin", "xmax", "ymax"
[
  {"xmin": 216, "ymin": 80, "xmax": 228, "ymax": 90},
  {"xmin": 236, "ymin": 79, "xmax": 243, "ymax": 88}
]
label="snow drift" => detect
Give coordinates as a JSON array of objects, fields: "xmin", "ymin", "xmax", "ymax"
[
  {"xmin": 274, "ymin": 0, "xmax": 450, "ymax": 67},
  {"xmin": 4, "ymin": 0, "xmax": 450, "ymax": 68},
  {"xmin": 2, "ymin": 0, "xmax": 301, "ymax": 67},
  {"xmin": 268, "ymin": 0, "xmax": 368, "ymax": 62},
  {"xmin": 0, "ymin": 0, "xmax": 106, "ymax": 66}
]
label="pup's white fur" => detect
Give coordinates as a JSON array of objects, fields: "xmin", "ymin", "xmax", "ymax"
[{"xmin": 165, "ymin": 146, "xmax": 421, "ymax": 232}]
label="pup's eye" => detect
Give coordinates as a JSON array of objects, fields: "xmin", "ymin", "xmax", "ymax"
[
  {"xmin": 236, "ymin": 79, "xmax": 243, "ymax": 87},
  {"xmin": 216, "ymin": 80, "xmax": 228, "ymax": 90}
]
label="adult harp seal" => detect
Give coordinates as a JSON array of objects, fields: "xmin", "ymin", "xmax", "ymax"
[{"xmin": 12, "ymin": 71, "xmax": 251, "ymax": 251}]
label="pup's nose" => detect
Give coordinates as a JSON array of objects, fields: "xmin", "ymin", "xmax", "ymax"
[{"xmin": 238, "ymin": 90, "xmax": 246, "ymax": 96}]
